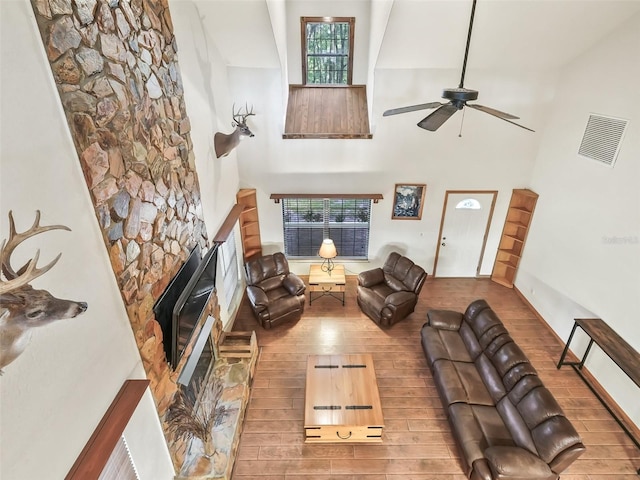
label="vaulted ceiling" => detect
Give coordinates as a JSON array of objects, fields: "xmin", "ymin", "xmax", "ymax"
[{"xmin": 173, "ymin": 0, "xmax": 640, "ymax": 74}]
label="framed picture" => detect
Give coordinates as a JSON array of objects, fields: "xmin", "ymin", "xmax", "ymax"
[{"xmin": 392, "ymin": 184, "xmax": 426, "ymax": 220}]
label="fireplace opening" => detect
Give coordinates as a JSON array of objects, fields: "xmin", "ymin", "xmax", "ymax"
[{"xmin": 153, "ymin": 244, "xmax": 219, "ymax": 378}]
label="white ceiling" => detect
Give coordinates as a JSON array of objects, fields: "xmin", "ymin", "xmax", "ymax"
[
  {"xmin": 171, "ymin": 0, "xmax": 640, "ymax": 74},
  {"xmin": 377, "ymin": 0, "xmax": 640, "ymax": 71}
]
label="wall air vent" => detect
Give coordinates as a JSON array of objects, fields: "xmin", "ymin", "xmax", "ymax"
[{"xmin": 578, "ymin": 114, "xmax": 628, "ymax": 167}]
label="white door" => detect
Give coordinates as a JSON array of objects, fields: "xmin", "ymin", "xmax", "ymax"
[{"xmin": 434, "ymin": 192, "xmax": 496, "ymax": 277}]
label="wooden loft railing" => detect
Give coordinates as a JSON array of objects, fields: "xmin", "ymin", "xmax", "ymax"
[
  {"xmin": 66, "ymin": 379, "xmax": 149, "ymax": 480},
  {"xmin": 213, "ymin": 204, "xmax": 245, "ymax": 244},
  {"xmin": 283, "ymin": 85, "xmax": 372, "ymax": 139}
]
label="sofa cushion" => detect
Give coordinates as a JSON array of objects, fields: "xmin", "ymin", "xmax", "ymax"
[
  {"xmin": 421, "ymin": 326, "xmax": 473, "ymax": 367},
  {"xmin": 464, "ymin": 299, "xmax": 491, "ymax": 322},
  {"xmin": 533, "ymin": 415, "xmax": 585, "ymax": 468},
  {"xmin": 449, "ymin": 404, "xmax": 515, "ymax": 474},
  {"xmin": 427, "ymin": 309, "xmax": 463, "ymax": 330},
  {"xmin": 489, "ymin": 340, "xmax": 532, "ymax": 380},
  {"xmin": 460, "ymin": 321, "xmax": 483, "ymax": 360},
  {"xmin": 475, "ymin": 353, "xmax": 507, "ymax": 403},
  {"xmin": 479, "ymin": 326, "xmax": 511, "ymax": 353},
  {"xmin": 246, "ymin": 252, "xmax": 289, "ymax": 284},
  {"xmin": 496, "ymin": 396, "xmax": 539, "ymax": 456},
  {"xmin": 258, "ymin": 274, "xmax": 287, "ymax": 292},
  {"xmin": 485, "ymin": 446, "xmax": 555, "ymax": 480},
  {"xmin": 467, "ymin": 308, "xmax": 504, "ymax": 339},
  {"xmin": 383, "ymin": 251, "xmax": 426, "ymax": 293},
  {"xmin": 265, "ymin": 288, "xmax": 303, "ymax": 318},
  {"xmin": 517, "ymin": 387, "xmax": 564, "ymax": 432},
  {"xmin": 385, "ymin": 272, "xmax": 407, "ymax": 292},
  {"xmin": 448, "ymin": 403, "xmax": 489, "ymax": 474},
  {"xmin": 433, "ymin": 359, "xmax": 494, "ymax": 407}
]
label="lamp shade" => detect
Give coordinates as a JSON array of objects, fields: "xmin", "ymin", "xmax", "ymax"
[{"xmin": 318, "ymin": 239, "xmax": 337, "ymax": 259}]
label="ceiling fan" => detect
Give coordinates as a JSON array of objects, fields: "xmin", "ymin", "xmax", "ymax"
[{"xmin": 383, "ymin": 0, "xmax": 534, "ymax": 133}]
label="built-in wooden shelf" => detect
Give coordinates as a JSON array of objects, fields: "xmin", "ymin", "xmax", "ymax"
[
  {"xmin": 491, "ymin": 188, "xmax": 538, "ymax": 288},
  {"xmin": 237, "ymin": 189, "xmax": 262, "ymax": 262}
]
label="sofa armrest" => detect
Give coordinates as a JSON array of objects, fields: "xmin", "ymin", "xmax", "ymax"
[
  {"xmin": 283, "ymin": 273, "xmax": 306, "ymax": 296},
  {"xmin": 485, "ymin": 446, "xmax": 553, "ymax": 479},
  {"xmin": 358, "ymin": 268, "xmax": 384, "ymax": 288},
  {"xmin": 246, "ymin": 285, "xmax": 269, "ymax": 312},
  {"xmin": 426, "ymin": 309, "xmax": 463, "ymax": 331}
]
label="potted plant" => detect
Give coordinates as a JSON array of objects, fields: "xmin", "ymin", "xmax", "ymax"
[{"xmin": 165, "ymin": 380, "xmax": 230, "ymax": 458}]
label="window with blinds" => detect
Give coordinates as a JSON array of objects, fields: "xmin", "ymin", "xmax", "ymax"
[
  {"xmin": 282, "ymin": 197, "xmax": 371, "ymax": 258},
  {"xmin": 98, "ymin": 436, "xmax": 139, "ymax": 480},
  {"xmin": 219, "ymin": 230, "xmax": 241, "ymax": 312}
]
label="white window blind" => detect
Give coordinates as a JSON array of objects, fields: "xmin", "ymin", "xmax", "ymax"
[
  {"xmin": 220, "ymin": 230, "xmax": 241, "ymax": 310},
  {"xmin": 98, "ymin": 436, "xmax": 139, "ymax": 480},
  {"xmin": 282, "ymin": 197, "xmax": 371, "ymax": 258}
]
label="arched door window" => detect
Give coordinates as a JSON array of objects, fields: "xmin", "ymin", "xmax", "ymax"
[{"xmin": 455, "ymin": 198, "xmax": 481, "ymax": 210}]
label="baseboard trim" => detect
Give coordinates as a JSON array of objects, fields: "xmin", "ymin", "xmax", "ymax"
[{"xmin": 514, "ymin": 286, "xmax": 640, "ymax": 444}]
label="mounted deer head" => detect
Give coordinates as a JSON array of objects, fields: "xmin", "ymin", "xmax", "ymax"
[
  {"xmin": 214, "ymin": 103, "xmax": 255, "ymax": 158},
  {"xmin": 0, "ymin": 211, "xmax": 88, "ymax": 373}
]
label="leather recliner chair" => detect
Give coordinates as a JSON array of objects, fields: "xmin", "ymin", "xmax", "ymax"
[
  {"xmin": 245, "ymin": 252, "xmax": 306, "ymax": 329},
  {"xmin": 357, "ymin": 251, "xmax": 427, "ymax": 327}
]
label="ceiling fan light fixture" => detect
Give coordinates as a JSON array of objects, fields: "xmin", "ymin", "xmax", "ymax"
[{"xmin": 383, "ymin": 0, "xmax": 533, "ymax": 134}]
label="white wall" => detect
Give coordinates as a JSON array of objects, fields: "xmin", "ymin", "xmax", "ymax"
[
  {"xmin": 517, "ymin": 13, "xmax": 640, "ymax": 426},
  {"xmin": 0, "ymin": 1, "xmax": 174, "ymax": 478},
  {"xmin": 231, "ymin": 63, "xmax": 552, "ymax": 276}
]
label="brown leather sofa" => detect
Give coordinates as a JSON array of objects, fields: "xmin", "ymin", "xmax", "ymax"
[
  {"xmin": 245, "ymin": 252, "xmax": 306, "ymax": 329},
  {"xmin": 421, "ymin": 299, "xmax": 585, "ymax": 480},
  {"xmin": 357, "ymin": 252, "xmax": 427, "ymax": 327}
]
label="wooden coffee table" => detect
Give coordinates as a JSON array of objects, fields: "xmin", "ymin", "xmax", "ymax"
[
  {"xmin": 304, "ymin": 354, "xmax": 384, "ymax": 443},
  {"xmin": 308, "ymin": 264, "xmax": 346, "ymax": 305}
]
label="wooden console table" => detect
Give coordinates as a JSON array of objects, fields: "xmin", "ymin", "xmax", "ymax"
[{"xmin": 557, "ymin": 318, "xmax": 640, "ymax": 472}]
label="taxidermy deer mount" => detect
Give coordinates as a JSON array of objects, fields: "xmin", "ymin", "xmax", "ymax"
[
  {"xmin": 214, "ymin": 103, "xmax": 255, "ymax": 158},
  {"xmin": 0, "ymin": 211, "xmax": 88, "ymax": 373}
]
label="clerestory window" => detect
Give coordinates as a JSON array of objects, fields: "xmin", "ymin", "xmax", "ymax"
[
  {"xmin": 281, "ymin": 197, "xmax": 371, "ymax": 258},
  {"xmin": 302, "ymin": 17, "xmax": 354, "ymax": 85}
]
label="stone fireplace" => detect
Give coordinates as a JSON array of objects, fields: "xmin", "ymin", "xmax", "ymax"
[{"xmin": 25, "ymin": 0, "xmax": 244, "ymax": 473}]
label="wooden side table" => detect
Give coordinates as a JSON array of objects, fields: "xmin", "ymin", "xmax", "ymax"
[{"xmin": 308, "ymin": 264, "xmax": 346, "ymax": 306}]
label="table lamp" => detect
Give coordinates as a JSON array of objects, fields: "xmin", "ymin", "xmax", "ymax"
[{"xmin": 318, "ymin": 239, "xmax": 337, "ymax": 275}]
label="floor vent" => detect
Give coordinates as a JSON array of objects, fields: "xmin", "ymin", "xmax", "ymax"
[{"xmin": 578, "ymin": 114, "xmax": 628, "ymax": 167}]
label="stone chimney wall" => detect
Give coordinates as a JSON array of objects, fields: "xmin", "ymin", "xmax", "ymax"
[{"xmin": 28, "ymin": 0, "xmax": 209, "ymax": 427}]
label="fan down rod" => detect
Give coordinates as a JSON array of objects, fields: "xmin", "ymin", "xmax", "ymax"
[{"xmin": 459, "ymin": 0, "xmax": 477, "ymax": 88}]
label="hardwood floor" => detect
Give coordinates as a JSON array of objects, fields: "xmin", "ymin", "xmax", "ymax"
[{"xmin": 231, "ymin": 277, "xmax": 640, "ymax": 479}]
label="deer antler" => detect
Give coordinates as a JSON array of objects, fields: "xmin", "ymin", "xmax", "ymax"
[
  {"xmin": 232, "ymin": 102, "xmax": 255, "ymax": 126},
  {"xmin": 0, "ymin": 211, "xmax": 71, "ymax": 294}
]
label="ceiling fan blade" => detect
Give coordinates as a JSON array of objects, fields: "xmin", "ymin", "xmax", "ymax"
[
  {"xmin": 468, "ymin": 104, "xmax": 534, "ymax": 132},
  {"xmin": 417, "ymin": 104, "xmax": 459, "ymax": 131},
  {"xmin": 383, "ymin": 102, "xmax": 443, "ymax": 117},
  {"xmin": 468, "ymin": 103, "xmax": 519, "ymax": 120}
]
